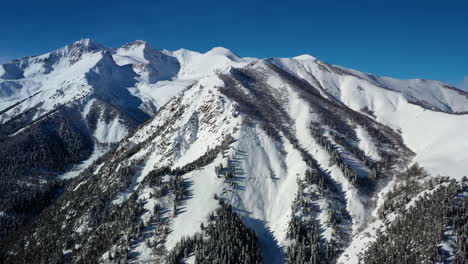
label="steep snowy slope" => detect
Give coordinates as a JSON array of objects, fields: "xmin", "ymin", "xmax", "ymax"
[
  {"xmin": 0, "ymin": 39, "xmax": 260, "ymax": 244},
  {"xmin": 269, "ymin": 56, "xmax": 468, "ymax": 179},
  {"xmin": 337, "ymin": 80, "xmax": 468, "ymax": 179},
  {"xmin": 1, "ymin": 57, "xmax": 418, "ymax": 264}
]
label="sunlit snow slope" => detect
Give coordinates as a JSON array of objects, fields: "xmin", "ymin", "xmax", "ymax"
[{"xmin": 268, "ymin": 56, "xmax": 468, "ymax": 179}]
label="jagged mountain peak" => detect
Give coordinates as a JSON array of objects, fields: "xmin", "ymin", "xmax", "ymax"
[
  {"xmin": 121, "ymin": 39, "xmax": 147, "ymax": 47},
  {"xmin": 0, "ymin": 38, "xmax": 106, "ymax": 80},
  {"xmin": 53, "ymin": 38, "xmax": 106, "ymax": 59},
  {"xmin": 73, "ymin": 38, "xmax": 104, "ymax": 49},
  {"xmin": 118, "ymin": 39, "xmax": 159, "ymax": 54},
  {"xmin": 116, "ymin": 40, "xmax": 162, "ymax": 60}
]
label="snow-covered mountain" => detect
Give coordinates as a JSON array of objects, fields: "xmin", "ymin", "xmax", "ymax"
[{"xmin": 1, "ymin": 39, "xmax": 467, "ymax": 264}]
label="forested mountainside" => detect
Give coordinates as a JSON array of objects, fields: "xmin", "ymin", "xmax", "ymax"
[
  {"xmin": 361, "ymin": 165, "xmax": 468, "ymax": 264},
  {"xmin": 1, "ymin": 39, "xmax": 467, "ymax": 263},
  {"xmin": 0, "ymin": 40, "xmax": 154, "ymax": 241}
]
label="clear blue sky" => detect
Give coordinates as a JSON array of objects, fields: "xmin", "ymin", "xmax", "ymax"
[{"xmin": 1, "ymin": 0, "xmax": 467, "ymax": 89}]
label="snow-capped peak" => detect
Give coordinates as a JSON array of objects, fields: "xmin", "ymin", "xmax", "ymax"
[
  {"xmin": 171, "ymin": 48, "xmax": 200, "ymax": 63},
  {"xmin": 169, "ymin": 47, "xmax": 256, "ymax": 79},
  {"xmin": 56, "ymin": 38, "xmax": 106, "ymax": 58},
  {"xmin": 74, "ymin": 38, "xmax": 104, "ymax": 49},
  {"xmin": 205, "ymin": 47, "xmax": 241, "ymax": 61},
  {"xmin": 113, "ymin": 40, "xmax": 180, "ymax": 83},
  {"xmin": 293, "ymin": 54, "xmax": 317, "ymax": 61},
  {"xmin": 119, "ymin": 40, "xmax": 154, "ymax": 52}
]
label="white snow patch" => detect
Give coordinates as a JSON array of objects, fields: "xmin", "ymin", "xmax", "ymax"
[
  {"xmin": 60, "ymin": 146, "xmax": 105, "ymax": 180},
  {"xmin": 94, "ymin": 117, "xmax": 128, "ymax": 144},
  {"xmin": 340, "ymin": 79, "xmax": 468, "ymax": 179},
  {"xmin": 355, "ymin": 125, "xmax": 382, "ymax": 161},
  {"xmin": 165, "ymin": 162, "xmax": 224, "ymax": 249}
]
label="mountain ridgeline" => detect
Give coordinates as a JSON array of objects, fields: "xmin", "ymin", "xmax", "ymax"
[{"xmin": 1, "ymin": 39, "xmax": 467, "ymax": 264}]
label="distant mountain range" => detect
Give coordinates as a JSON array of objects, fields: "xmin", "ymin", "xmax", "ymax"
[{"xmin": 1, "ymin": 39, "xmax": 467, "ymax": 264}]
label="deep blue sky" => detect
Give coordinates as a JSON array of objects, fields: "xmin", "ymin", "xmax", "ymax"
[{"xmin": 1, "ymin": 0, "xmax": 467, "ymax": 88}]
